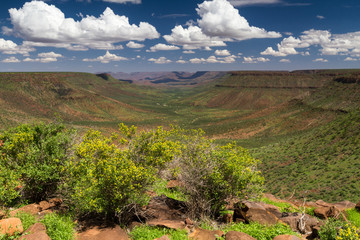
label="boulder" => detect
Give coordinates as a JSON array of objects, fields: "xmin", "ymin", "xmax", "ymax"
[
  {"xmin": 225, "ymin": 231, "xmax": 256, "ymax": 240},
  {"xmin": 0, "ymin": 217, "xmax": 24, "ymax": 236},
  {"xmin": 273, "ymin": 235, "xmax": 301, "ymax": 240},
  {"xmin": 9, "ymin": 204, "xmax": 41, "ymax": 217},
  {"xmin": 147, "ymin": 219, "xmax": 186, "ymax": 230},
  {"xmin": 189, "ymin": 228, "xmax": 224, "ymax": 240},
  {"xmin": 24, "ymin": 222, "xmax": 47, "ymax": 234},
  {"xmin": 19, "ymin": 231, "xmax": 51, "ymax": 240},
  {"xmin": 141, "ymin": 195, "xmax": 187, "ymax": 221},
  {"xmin": 77, "ymin": 225, "xmax": 129, "ymax": 240},
  {"xmin": 154, "ymin": 236, "xmax": 171, "ymax": 240},
  {"xmin": 0, "ymin": 210, "xmax": 5, "ymax": 219},
  {"xmin": 280, "ymin": 213, "xmax": 319, "ymax": 234},
  {"xmin": 234, "ymin": 201, "xmax": 279, "ymax": 225},
  {"xmin": 314, "ymin": 206, "xmax": 339, "ymax": 219},
  {"xmin": 333, "ymin": 201, "xmax": 356, "ymax": 211},
  {"xmin": 259, "ymin": 202, "xmax": 282, "ymax": 219}
]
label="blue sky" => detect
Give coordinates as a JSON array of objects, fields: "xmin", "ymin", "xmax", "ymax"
[{"xmin": 0, "ymin": 0, "xmax": 360, "ymax": 73}]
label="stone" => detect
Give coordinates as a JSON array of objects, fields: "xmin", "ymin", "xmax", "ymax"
[
  {"xmin": 259, "ymin": 202, "xmax": 282, "ymax": 219},
  {"xmin": 185, "ymin": 218, "xmax": 194, "ymax": 226},
  {"xmin": 333, "ymin": 201, "xmax": 356, "ymax": 211},
  {"xmin": 0, "ymin": 210, "xmax": 6, "ymax": 219},
  {"xmin": 314, "ymin": 206, "xmax": 339, "ymax": 219},
  {"xmin": 0, "ymin": 217, "xmax": 24, "ymax": 236},
  {"xmin": 24, "ymin": 222, "xmax": 47, "ymax": 234},
  {"xmin": 273, "ymin": 235, "xmax": 301, "ymax": 240},
  {"xmin": 315, "ymin": 200, "xmax": 331, "ymax": 208},
  {"xmin": 19, "ymin": 231, "xmax": 51, "ymax": 240},
  {"xmin": 128, "ymin": 221, "xmax": 142, "ymax": 231},
  {"xmin": 48, "ymin": 198, "xmax": 63, "ymax": 207},
  {"xmin": 189, "ymin": 228, "xmax": 224, "ymax": 240},
  {"xmin": 280, "ymin": 213, "xmax": 319, "ymax": 234},
  {"xmin": 147, "ymin": 219, "xmax": 186, "ymax": 230},
  {"xmin": 39, "ymin": 201, "xmax": 53, "ymax": 211},
  {"xmin": 9, "ymin": 204, "xmax": 41, "ymax": 217},
  {"xmin": 154, "ymin": 235, "xmax": 171, "ymax": 240},
  {"xmin": 225, "ymin": 231, "xmax": 256, "ymax": 240},
  {"xmin": 234, "ymin": 201, "xmax": 279, "ymax": 225},
  {"xmin": 77, "ymin": 225, "xmax": 129, "ymax": 240}
]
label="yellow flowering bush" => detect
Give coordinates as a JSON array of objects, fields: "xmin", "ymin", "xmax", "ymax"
[
  {"xmin": 0, "ymin": 122, "xmax": 74, "ymax": 204},
  {"xmin": 337, "ymin": 224, "xmax": 360, "ymax": 240}
]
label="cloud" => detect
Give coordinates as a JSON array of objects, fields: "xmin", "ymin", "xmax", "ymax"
[
  {"xmin": 83, "ymin": 51, "xmax": 128, "ymax": 63},
  {"xmin": 261, "ymin": 29, "xmax": 360, "ymax": 58},
  {"xmin": 316, "ymin": 15, "xmax": 325, "ymax": 19},
  {"xmin": 229, "ymin": 0, "xmax": 281, "ymax": 6},
  {"xmin": 183, "ymin": 50, "xmax": 195, "ymax": 54},
  {"xmin": 243, "ymin": 56, "xmax": 270, "ymax": 63},
  {"xmin": 176, "ymin": 59, "xmax": 188, "ymax": 64},
  {"xmin": 164, "ymin": 25, "xmax": 227, "ymax": 50},
  {"xmin": 0, "ymin": 38, "xmax": 35, "ymax": 55},
  {"xmin": 147, "ymin": 43, "xmax": 180, "ymax": 52},
  {"xmin": 23, "ymin": 51, "xmax": 63, "ymax": 63},
  {"xmin": 279, "ymin": 58, "xmax": 290, "ymax": 62},
  {"xmin": 189, "ymin": 55, "xmax": 237, "ymax": 64},
  {"xmin": 2, "ymin": 56, "xmax": 20, "ymax": 63},
  {"xmin": 197, "ymin": 0, "xmax": 281, "ymax": 41},
  {"xmin": 344, "ymin": 57, "xmax": 357, "ymax": 61},
  {"xmin": 126, "ymin": 41, "xmax": 145, "ymax": 49},
  {"xmin": 38, "ymin": 51, "xmax": 63, "ymax": 58},
  {"xmin": 102, "ymin": 0, "xmax": 141, "ymax": 3},
  {"xmin": 4, "ymin": 1, "xmax": 159, "ymax": 51},
  {"xmin": 148, "ymin": 57, "xmax": 172, "ymax": 64},
  {"xmin": 215, "ymin": 49, "xmax": 231, "ymax": 56},
  {"xmin": 313, "ymin": 58, "xmax": 328, "ymax": 62},
  {"xmin": 164, "ymin": 0, "xmax": 280, "ymax": 49}
]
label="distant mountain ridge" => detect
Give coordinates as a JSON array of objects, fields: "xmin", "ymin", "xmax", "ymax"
[{"xmin": 108, "ymin": 71, "xmax": 227, "ymax": 86}]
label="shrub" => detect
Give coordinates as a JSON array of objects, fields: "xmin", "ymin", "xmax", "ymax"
[
  {"xmin": 64, "ymin": 129, "xmax": 157, "ymax": 218},
  {"xmin": 337, "ymin": 224, "xmax": 360, "ymax": 240},
  {"xmin": 319, "ymin": 218, "xmax": 347, "ymax": 240},
  {"xmin": 0, "ymin": 122, "xmax": 74, "ymax": 203},
  {"xmin": 15, "ymin": 211, "xmax": 36, "ymax": 231},
  {"xmin": 346, "ymin": 208, "xmax": 360, "ymax": 227}
]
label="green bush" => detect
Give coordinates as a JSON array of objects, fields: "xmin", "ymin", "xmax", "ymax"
[
  {"xmin": 337, "ymin": 224, "xmax": 360, "ymax": 240},
  {"xmin": 346, "ymin": 208, "xmax": 360, "ymax": 227},
  {"xmin": 319, "ymin": 218, "xmax": 347, "ymax": 240},
  {"xmin": 64, "ymin": 129, "xmax": 157, "ymax": 217},
  {"xmin": 0, "ymin": 122, "xmax": 74, "ymax": 204},
  {"xmin": 15, "ymin": 211, "xmax": 36, "ymax": 231}
]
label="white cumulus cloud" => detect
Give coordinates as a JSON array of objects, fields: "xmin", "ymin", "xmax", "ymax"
[
  {"xmin": 4, "ymin": 1, "xmax": 159, "ymax": 51},
  {"xmin": 0, "ymin": 38, "xmax": 35, "ymax": 55},
  {"xmin": 279, "ymin": 59, "xmax": 291, "ymax": 63},
  {"xmin": 215, "ymin": 49, "xmax": 231, "ymax": 56},
  {"xmin": 176, "ymin": 59, "xmax": 188, "ymax": 64},
  {"xmin": 2, "ymin": 56, "xmax": 20, "ymax": 63},
  {"xmin": 148, "ymin": 57, "xmax": 172, "ymax": 64},
  {"xmin": 183, "ymin": 50, "xmax": 195, "ymax": 54},
  {"xmin": 147, "ymin": 43, "xmax": 180, "ymax": 52},
  {"xmin": 197, "ymin": 0, "xmax": 281, "ymax": 41},
  {"xmin": 243, "ymin": 56, "xmax": 270, "ymax": 63},
  {"xmin": 83, "ymin": 51, "xmax": 128, "ymax": 63},
  {"xmin": 126, "ymin": 41, "xmax": 145, "ymax": 49},
  {"xmin": 313, "ymin": 58, "xmax": 328, "ymax": 62},
  {"xmin": 344, "ymin": 57, "xmax": 357, "ymax": 61}
]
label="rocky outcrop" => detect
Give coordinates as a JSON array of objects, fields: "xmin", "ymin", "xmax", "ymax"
[
  {"xmin": 77, "ymin": 225, "xmax": 129, "ymax": 240},
  {"xmin": 273, "ymin": 235, "xmax": 301, "ymax": 240},
  {"xmin": 188, "ymin": 228, "xmax": 224, "ymax": 240},
  {"xmin": 225, "ymin": 231, "xmax": 256, "ymax": 240},
  {"xmin": 356, "ymin": 201, "xmax": 360, "ymax": 212},
  {"xmin": 233, "ymin": 201, "xmax": 279, "ymax": 225},
  {"xmin": 0, "ymin": 217, "xmax": 23, "ymax": 236},
  {"xmin": 279, "ymin": 212, "xmax": 320, "ymax": 235}
]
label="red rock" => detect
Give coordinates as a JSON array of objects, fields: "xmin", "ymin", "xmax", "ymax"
[
  {"xmin": 48, "ymin": 198, "xmax": 63, "ymax": 207},
  {"xmin": 333, "ymin": 201, "xmax": 356, "ymax": 211},
  {"xmin": 25, "ymin": 222, "xmax": 47, "ymax": 234},
  {"xmin": 39, "ymin": 201, "xmax": 52, "ymax": 211},
  {"xmin": 0, "ymin": 217, "xmax": 24, "ymax": 236},
  {"xmin": 225, "ymin": 231, "xmax": 256, "ymax": 240},
  {"xmin": 147, "ymin": 219, "xmax": 186, "ymax": 230},
  {"xmin": 19, "ymin": 231, "xmax": 51, "ymax": 240},
  {"xmin": 128, "ymin": 221, "xmax": 142, "ymax": 231},
  {"xmin": 189, "ymin": 228, "xmax": 224, "ymax": 240},
  {"xmin": 315, "ymin": 200, "xmax": 331, "ymax": 208},
  {"xmin": 314, "ymin": 206, "xmax": 339, "ymax": 219},
  {"xmin": 0, "ymin": 210, "xmax": 6, "ymax": 219},
  {"xmin": 185, "ymin": 218, "xmax": 194, "ymax": 226},
  {"xmin": 273, "ymin": 235, "xmax": 301, "ymax": 240},
  {"xmin": 9, "ymin": 204, "xmax": 41, "ymax": 217},
  {"xmin": 154, "ymin": 235, "xmax": 171, "ymax": 240},
  {"xmin": 280, "ymin": 213, "xmax": 319, "ymax": 234},
  {"xmin": 78, "ymin": 225, "xmax": 129, "ymax": 240},
  {"xmin": 234, "ymin": 201, "xmax": 279, "ymax": 225}
]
